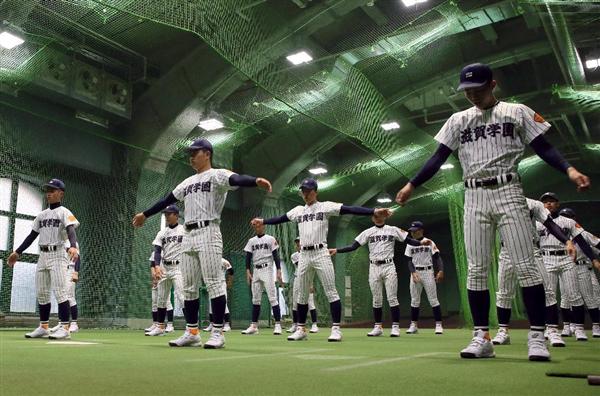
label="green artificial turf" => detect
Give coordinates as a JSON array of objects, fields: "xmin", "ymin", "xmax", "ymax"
[{"xmin": 1, "ymin": 328, "xmax": 598, "ymax": 395}]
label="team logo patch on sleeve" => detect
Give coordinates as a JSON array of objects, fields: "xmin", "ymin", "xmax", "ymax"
[
  {"xmin": 68, "ymin": 215, "xmax": 77, "ymax": 222},
  {"xmin": 533, "ymin": 113, "xmax": 546, "ymax": 123}
]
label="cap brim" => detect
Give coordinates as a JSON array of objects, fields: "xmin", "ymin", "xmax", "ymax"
[
  {"xmin": 456, "ymin": 81, "xmax": 488, "ymax": 92},
  {"xmin": 42, "ymin": 184, "xmax": 63, "ymax": 191},
  {"xmin": 408, "ymin": 227, "xmax": 421, "ymax": 232},
  {"xmin": 540, "ymin": 195, "xmax": 558, "ymax": 202}
]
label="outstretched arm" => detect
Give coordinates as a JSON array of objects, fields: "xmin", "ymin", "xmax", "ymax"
[
  {"xmin": 573, "ymin": 234, "xmax": 599, "ymax": 262},
  {"xmin": 340, "ymin": 206, "xmax": 392, "ymax": 218},
  {"xmin": 8, "ymin": 230, "xmax": 40, "ymax": 267},
  {"xmin": 542, "ymin": 216, "xmax": 576, "ymax": 260},
  {"xmin": 251, "ymin": 215, "xmax": 290, "ymax": 228},
  {"xmin": 335, "ymin": 241, "xmax": 361, "ymax": 254},
  {"xmin": 132, "ymin": 193, "xmax": 178, "ymax": 228},
  {"xmin": 229, "ymin": 174, "xmax": 272, "ymax": 192}
]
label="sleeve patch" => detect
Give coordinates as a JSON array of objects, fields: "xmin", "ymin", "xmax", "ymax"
[{"xmin": 533, "ymin": 113, "xmax": 546, "ymax": 123}]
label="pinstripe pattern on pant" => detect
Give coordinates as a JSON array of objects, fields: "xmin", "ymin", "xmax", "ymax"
[
  {"xmin": 545, "ymin": 256, "xmax": 584, "ymax": 308},
  {"xmin": 409, "ymin": 268, "xmax": 439, "ymax": 308},
  {"xmin": 157, "ymin": 265, "xmax": 184, "ymax": 309},
  {"xmin": 251, "ymin": 267, "xmax": 278, "ymax": 306},
  {"xmin": 369, "ymin": 263, "xmax": 399, "ymax": 308},
  {"xmin": 65, "ymin": 264, "xmax": 77, "ymax": 307},
  {"xmin": 36, "ymin": 250, "xmax": 70, "ymax": 304},
  {"xmin": 181, "ymin": 249, "xmax": 225, "ymax": 300},
  {"xmin": 292, "ymin": 277, "xmax": 315, "ymax": 310},
  {"xmin": 574, "ymin": 263, "xmax": 599, "ymax": 309},
  {"xmin": 296, "ymin": 248, "xmax": 339, "ymax": 304}
]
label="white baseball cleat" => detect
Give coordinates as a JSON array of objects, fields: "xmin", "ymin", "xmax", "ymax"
[
  {"xmin": 165, "ymin": 323, "xmax": 174, "ymax": 333},
  {"xmin": 223, "ymin": 323, "xmax": 232, "ymax": 332},
  {"xmin": 460, "ymin": 330, "xmax": 495, "ymax": 359},
  {"xmin": 491, "ymin": 328, "xmax": 510, "ymax": 345},
  {"xmin": 561, "ymin": 324, "xmax": 572, "ymax": 337},
  {"xmin": 569, "ymin": 323, "xmax": 576, "ymax": 334},
  {"xmin": 287, "ymin": 327, "xmax": 307, "ymax": 341},
  {"xmin": 273, "ymin": 323, "xmax": 282, "ymax": 335},
  {"xmin": 367, "ymin": 325, "xmax": 383, "ymax": 337},
  {"xmin": 203, "ymin": 323, "xmax": 214, "ymax": 332},
  {"xmin": 328, "ymin": 326, "xmax": 343, "ymax": 342},
  {"xmin": 145, "ymin": 323, "xmax": 157, "ymax": 333},
  {"xmin": 406, "ymin": 322, "xmax": 418, "ymax": 334},
  {"xmin": 546, "ymin": 328, "xmax": 565, "ymax": 347},
  {"xmin": 69, "ymin": 323, "xmax": 79, "ymax": 333},
  {"xmin": 390, "ymin": 325, "xmax": 400, "ymax": 337},
  {"xmin": 574, "ymin": 328, "xmax": 588, "ymax": 341},
  {"xmin": 146, "ymin": 326, "xmax": 165, "ymax": 336},
  {"xmin": 435, "ymin": 323, "xmax": 444, "ymax": 335},
  {"xmin": 309, "ymin": 323, "xmax": 319, "ymax": 333},
  {"xmin": 25, "ymin": 326, "xmax": 49, "ymax": 339},
  {"xmin": 241, "ymin": 325, "xmax": 258, "ymax": 335},
  {"xmin": 286, "ymin": 324, "xmax": 297, "ymax": 333},
  {"xmin": 204, "ymin": 329, "xmax": 225, "ymax": 349},
  {"xmin": 49, "ymin": 324, "xmax": 62, "ymax": 333},
  {"xmin": 168, "ymin": 330, "xmax": 202, "ymax": 347},
  {"xmin": 592, "ymin": 324, "xmax": 600, "ymax": 338},
  {"xmin": 48, "ymin": 326, "xmax": 71, "ymax": 340},
  {"xmin": 528, "ymin": 331, "xmax": 550, "ymax": 361}
]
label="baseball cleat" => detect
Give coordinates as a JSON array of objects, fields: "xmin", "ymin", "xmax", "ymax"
[
  {"xmin": 241, "ymin": 325, "xmax": 258, "ymax": 335},
  {"xmin": 203, "ymin": 323, "xmax": 214, "ymax": 332},
  {"xmin": 406, "ymin": 322, "xmax": 418, "ymax": 334},
  {"xmin": 574, "ymin": 328, "xmax": 588, "ymax": 341},
  {"xmin": 25, "ymin": 326, "xmax": 49, "ymax": 339},
  {"xmin": 367, "ymin": 325, "xmax": 383, "ymax": 337},
  {"xmin": 68, "ymin": 323, "xmax": 79, "ymax": 333},
  {"xmin": 491, "ymin": 328, "xmax": 510, "ymax": 345},
  {"xmin": 547, "ymin": 328, "xmax": 566, "ymax": 347},
  {"xmin": 328, "ymin": 327, "xmax": 342, "ymax": 342},
  {"xmin": 146, "ymin": 326, "xmax": 165, "ymax": 336},
  {"xmin": 48, "ymin": 326, "xmax": 71, "ymax": 340},
  {"xmin": 223, "ymin": 323, "xmax": 232, "ymax": 332},
  {"xmin": 528, "ymin": 331, "xmax": 550, "ymax": 361},
  {"xmin": 286, "ymin": 324, "xmax": 297, "ymax": 333},
  {"xmin": 569, "ymin": 323, "xmax": 576, "ymax": 334},
  {"xmin": 203, "ymin": 329, "xmax": 225, "ymax": 349},
  {"xmin": 49, "ymin": 324, "xmax": 62, "ymax": 333},
  {"xmin": 309, "ymin": 323, "xmax": 319, "ymax": 333},
  {"xmin": 165, "ymin": 323, "xmax": 174, "ymax": 333},
  {"xmin": 168, "ymin": 330, "xmax": 202, "ymax": 347},
  {"xmin": 561, "ymin": 324, "xmax": 572, "ymax": 337},
  {"xmin": 287, "ymin": 327, "xmax": 307, "ymax": 341},
  {"xmin": 273, "ymin": 323, "xmax": 282, "ymax": 335},
  {"xmin": 592, "ymin": 324, "xmax": 600, "ymax": 338},
  {"xmin": 390, "ymin": 325, "xmax": 400, "ymax": 337},
  {"xmin": 460, "ymin": 330, "xmax": 495, "ymax": 359},
  {"xmin": 435, "ymin": 323, "xmax": 444, "ymax": 335},
  {"xmin": 145, "ymin": 323, "xmax": 157, "ymax": 333}
]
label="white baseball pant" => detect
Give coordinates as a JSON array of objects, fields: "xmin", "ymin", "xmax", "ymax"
[
  {"xmin": 544, "ymin": 255, "xmax": 584, "ymax": 308},
  {"xmin": 36, "ymin": 249, "xmax": 70, "ymax": 305},
  {"xmin": 157, "ymin": 264, "xmax": 184, "ymax": 309},
  {"xmin": 369, "ymin": 263, "xmax": 399, "ymax": 308},
  {"xmin": 251, "ymin": 266, "xmax": 278, "ymax": 306},
  {"xmin": 409, "ymin": 268, "xmax": 439, "ymax": 308},
  {"xmin": 296, "ymin": 248, "xmax": 339, "ymax": 304}
]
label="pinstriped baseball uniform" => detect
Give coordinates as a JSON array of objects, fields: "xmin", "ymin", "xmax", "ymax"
[
  {"xmin": 538, "ymin": 216, "xmax": 584, "ymax": 308},
  {"xmin": 291, "ymin": 251, "xmax": 315, "ymax": 311},
  {"xmin": 207, "ymin": 259, "xmax": 232, "ymax": 315},
  {"xmin": 63, "ymin": 241, "xmax": 79, "ymax": 308},
  {"xmin": 153, "ymin": 224, "xmax": 185, "ymax": 310},
  {"xmin": 496, "ymin": 199, "xmax": 556, "ymax": 309},
  {"xmin": 568, "ymin": 231, "xmax": 600, "ymax": 310},
  {"xmin": 33, "ymin": 206, "xmax": 79, "ymax": 305},
  {"xmin": 355, "ymin": 225, "xmax": 407, "ymax": 308},
  {"xmin": 287, "ymin": 201, "xmax": 343, "ymax": 304},
  {"xmin": 406, "ymin": 238, "xmax": 440, "ymax": 308},
  {"xmin": 244, "ymin": 235, "xmax": 279, "ymax": 306},
  {"xmin": 150, "ymin": 252, "xmax": 173, "ymax": 313},
  {"xmin": 436, "ymin": 102, "xmax": 548, "ymax": 291},
  {"xmin": 172, "ymin": 168, "xmax": 237, "ymax": 300}
]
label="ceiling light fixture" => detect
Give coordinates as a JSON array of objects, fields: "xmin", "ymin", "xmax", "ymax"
[
  {"xmin": 585, "ymin": 58, "xmax": 599, "ymax": 69},
  {"xmin": 440, "ymin": 163, "xmax": 454, "ymax": 170},
  {"xmin": 0, "ymin": 31, "xmax": 24, "ymax": 49},
  {"xmin": 381, "ymin": 121, "xmax": 400, "ymax": 131},
  {"xmin": 308, "ymin": 161, "xmax": 328, "ymax": 175},
  {"xmin": 401, "ymin": 0, "xmax": 427, "ymax": 7},
  {"xmin": 376, "ymin": 192, "xmax": 392, "ymax": 204},
  {"xmin": 198, "ymin": 118, "xmax": 224, "ymax": 131},
  {"xmin": 286, "ymin": 51, "xmax": 313, "ymax": 65}
]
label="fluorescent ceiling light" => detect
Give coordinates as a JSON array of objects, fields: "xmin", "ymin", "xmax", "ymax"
[
  {"xmin": 376, "ymin": 193, "xmax": 392, "ymax": 203},
  {"xmin": 286, "ymin": 51, "xmax": 312, "ymax": 65},
  {"xmin": 309, "ymin": 161, "xmax": 328, "ymax": 175},
  {"xmin": 381, "ymin": 122, "xmax": 400, "ymax": 131},
  {"xmin": 198, "ymin": 118, "xmax": 223, "ymax": 131},
  {"xmin": 440, "ymin": 163, "xmax": 454, "ymax": 170},
  {"xmin": 402, "ymin": 0, "xmax": 427, "ymax": 6},
  {"xmin": 585, "ymin": 58, "xmax": 599, "ymax": 69},
  {"xmin": 0, "ymin": 31, "xmax": 24, "ymax": 49}
]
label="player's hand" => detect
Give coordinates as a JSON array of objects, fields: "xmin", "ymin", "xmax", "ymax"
[
  {"xmin": 67, "ymin": 247, "xmax": 79, "ymax": 261},
  {"xmin": 374, "ymin": 208, "xmax": 392, "ymax": 218},
  {"xmin": 246, "ymin": 270, "xmax": 252, "ymax": 285},
  {"xmin": 276, "ymin": 269, "xmax": 283, "ymax": 285},
  {"xmin": 250, "ymin": 218, "xmax": 264, "ymax": 228},
  {"xmin": 435, "ymin": 271, "xmax": 444, "ymax": 283},
  {"xmin": 71, "ymin": 271, "xmax": 79, "ymax": 283},
  {"xmin": 7, "ymin": 252, "xmax": 19, "ymax": 267},
  {"xmin": 420, "ymin": 239, "xmax": 432, "ymax": 246},
  {"xmin": 567, "ymin": 167, "xmax": 590, "ymax": 192},
  {"xmin": 396, "ymin": 183, "xmax": 415, "ymax": 206},
  {"xmin": 328, "ymin": 248, "xmax": 337, "ymax": 256},
  {"xmin": 132, "ymin": 212, "xmax": 146, "ymax": 228},
  {"xmin": 411, "ymin": 272, "xmax": 421, "ymax": 283},
  {"xmin": 256, "ymin": 178, "xmax": 272, "ymax": 193},
  {"xmin": 226, "ymin": 276, "xmax": 233, "ymax": 289},
  {"xmin": 593, "ymin": 259, "xmax": 600, "ymax": 271},
  {"xmin": 565, "ymin": 240, "xmax": 576, "ymax": 261},
  {"xmin": 153, "ymin": 267, "xmax": 164, "ymax": 282}
]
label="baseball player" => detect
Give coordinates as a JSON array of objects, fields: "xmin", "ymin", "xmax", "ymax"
[
  {"xmin": 133, "ymin": 138, "xmax": 272, "ymax": 349},
  {"xmin": 329, "ymin": 214, "xmax": 429, "ymax": 337},
  {"xmin": 491, "ymin": 197, "xmax": 576, "ymax": 347},
  {"xmin": 7, "ymin": 178, "xmax": 80, "ymax": 340},
  {"xmin": 404, "ymin": 221, "xmax": 445, "ymax": 335},
  {"xmin": 50, "ymin": 242, "xmax": 81, "ymax": 334},
  {"xmin": 145, "ymin": 251, "xmax": 174, "ymax": 334},
  {"xmin": 251, "ymin": 178, "xmax": 392, "ymax": 342},
  {"xmin": 242, "ymin": 223, "xmax": 283, "ymax": 335},
  {"xmin": 146, "ymin": 205, "xmax": 185, "ymax": 336},
  {"xmin": 287, "ymin": 237, "xmax": 319, "ymax": 334},
  {"xmin": 538, "ymin": 193, "xmax": 600, "ymax": 342},
  {"xmin": 396, "ymin": 63, "xmax": 592, "ymax": 361},
  {"xmin": 557, "ymin": 207, "xmax": 600, "ymax": 338},
  {"xmin": 204, "ymin": 258, "xmax": 234, "ymax": 332}
]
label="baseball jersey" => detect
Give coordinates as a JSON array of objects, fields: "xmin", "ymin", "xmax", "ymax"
[
  {"xmin": 537, "ymin": 215, "xmax": 583, "ymax": 251},
  {"xmin": 576, "ymin": 231, "xmax": 600, "ymax": 262},
  {"xmin": 172, "ymin": 168, "xmax": 237, "ymax": 224},
  {"xmin": 32, "ymin": 206, "xmax": 79, "ymax": 246},
  {"xmin": 435, "ymin": 102, "xmax": 550, "ymax": 179},
  {"xmin": 152, "ymin": 224, "xmax": 185, "ymax": 262},
  {"xmin": 222, "ymin": 258, "xmax": 233, "ymax": 273},
  {"xmin": 501, "ymin": 198, "xmax": 549, "ymax": 245},
  {"xmin": 355, "ymin": 225, "xmax": 408, "ymax": 261},
  {"xmin": 244, "ymin": 234, "xmax": 278, "ymax": 267},
  {"xmin": 291, "ymin": 251, "xmax": 300, "ymax": 268},
  {"xmin": 286, "ymin": 201, "xmax": 343, "ymax": 246},
  {"xmin": 404, "ymin": 238, "xmax": 439, "ymax": 267}
]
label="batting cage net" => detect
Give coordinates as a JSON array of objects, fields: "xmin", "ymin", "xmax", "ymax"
[{"xmin": 1, "ymin": 0, "xmax": 598, "ymax": 328}]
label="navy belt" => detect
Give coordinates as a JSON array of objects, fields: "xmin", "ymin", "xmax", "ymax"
[
  {"xmin": 185, "ymin": 221, "xmax": 210, "ymax": 231},
  {"xmin": 302, "ymin": 243, "xmax": 325, "ymax": 251},
  {"xmin": 464, "ymin": 173, "xmax": 516, "ymax": 189},
  {"xmin": 254, "ymin": 263, "xmax": 269, "ymax": 269},
  {"xmin": 415, "ymin": 265, "xmax": 433, "ymax": 271},
  {"xmin": 164, "ymin": 260, "xmax": 179, "ymax": 265},
  {"xmin": 542, "ymin": 250, "xmax": 567, "ymax": 256},
  {"xmin": 370, "ymin": 258, "xmax": 393, "ymax": 265},
  {"xmin": 576, "ymin": 259, "xmax": 589, "ymax": 266},
  {"xmin": 40, "ymin": 245, "xmax": 59, "ymax": 252}
]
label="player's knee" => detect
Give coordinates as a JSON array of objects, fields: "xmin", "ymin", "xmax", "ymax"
[
  {"xmin": 37, "ymin": 294, "xmax": 51, "ymax": 305},
  {"xmin": 387, "ymin": 297, "xmax": 399, "ymax": 307},
  {"xmin": 411, "ymin": 298, "xmax": 420, "ymax": 306},
  {"xmin": 325, "ymin": 291, "xmax": 339, "ymax": 302}
]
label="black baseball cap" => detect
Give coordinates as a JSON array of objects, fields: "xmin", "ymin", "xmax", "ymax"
[
  {"xmin": 559, "ymin": 208, "xmax": 575, "ymax": 219},
  {"xmin": 43, "ymin": 178, "xmax": 65, "ymax": 191},
  {"xmin": 300, "ymin": 178, "xmax": 318, "ymax": 191},
  {"xmin": 187, "ymin": 138, "xmax": 213, "ymax": 154},
  {"xmin": 539, "ymin": 192, "xmax": 559, "ymax": 202},
  {"xmin": 294, "ymin": 237, "xmax": 300, "ymax": 243},
  {"xmin": 457, "ymin": 63, "xmax": 493, "ymax": 92},
  {"xmin": 162, "ymin": 205, "xmax": 179, "ymax": 214},
  {"xmin": 408, "ymin": 221, "xmax": 424, "ymax": 232}
]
